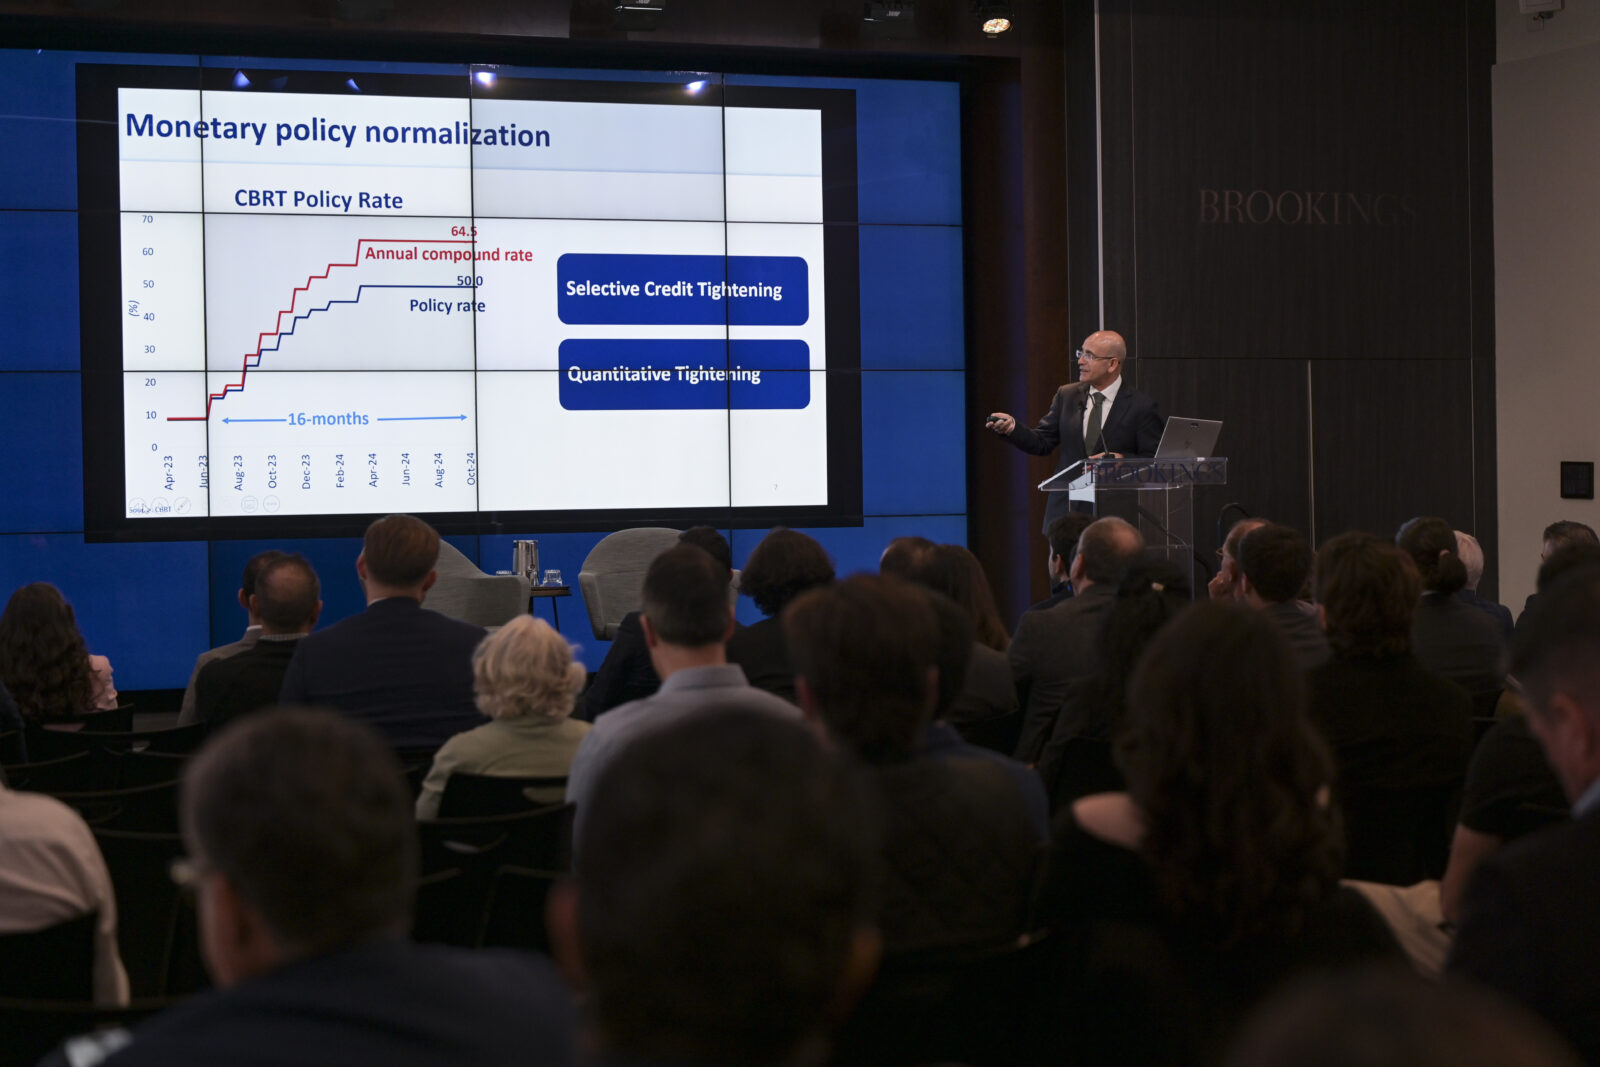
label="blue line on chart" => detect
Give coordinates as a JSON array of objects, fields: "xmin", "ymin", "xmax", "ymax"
[
  {"xmin": 247, "ymin": 283, "xmax": 473, "ymax": 367},
  {"xmin": 374, "ymin": 415, "xmax": 470, "ymax": 422}
]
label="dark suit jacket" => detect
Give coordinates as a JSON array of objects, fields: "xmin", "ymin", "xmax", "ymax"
[
  {"xmin": 194, "ymin": 637, "xmax": 302, "ymax": 729},
  {"xmin": 1008, "ymin": 583, "xmax": 1117, "ymax": 762},
  {"xmin": 1264, "ymin": 600, "xmax": 1331, "ymax": 670},
  {"xmin": 1412, "ymin": 592, "xmax": 1508, "ymax": 709},
  {"xmin": 1005, "ymin": 379, "xmax": 1164, "ymax": 533},
  {"xmin": 1450, "ymin": 804, "xmax": 1600, "ymax": 1064},
  {"xmin": 725, "ymin": 616, "xmax": 797, "ymax": 705},
  {"xmin": 279, "ymin": 597, "xmax": 486, "ymax": 750},
  {"xmin": 1458, "ymin": 589, "xmax": 1514, "ymax": 640},
  {"xmin": 580, "ymin": 611, "xmax": 659, "ymax": 721},
  {"xmin": 949, "ymin": 643, "xmax": 1018, "ymax": 725}
]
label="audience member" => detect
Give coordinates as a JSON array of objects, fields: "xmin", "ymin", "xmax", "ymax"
[
  {"xmin": 1010, "ymin": 516, "xmax": 1146, "ymax": 763},
  {"xmin": 919, "ymin": 590, "xmax": 1048, "ymax": 837},
  {"xmin": 580, "ymin": 526, "xmax": 733, "ymax": 720},
  {"xmin": 278, "ymin": 515, "xmax": 485, "ymax": 750},
  {"xmin": 1236, "ymin": 523, "xmax": 1330, "ymax": 669},
  {"xmin": 0, "ymin": 582, "xmax": 116, "ymax": 722},
  {"xmin": 786, "ymin": 574, "xmax": 1038, "ymax": 953},
  {"xmin": 1025, "ymin": 512, "xmax": 1096, "ymax": 615},
  {"xmin": 1306, "ymin": 533, "xmax": 1474, "ymax": 884},
  {"xmin": 1449, "ymin": 563, "xmax": 1600, "ymax": 1062},
  {"xmin": 1035, "ymin": 603, "xmax": 1402, "ymax": 1066},
  {"xmin": 1517, "ymin": 520, "xmax": 1600, "ymax": 632},
  {"xmin": 1228, "ymin": 968, "xmax": 1582, "ymax": 1067},
  {"xmin": 1208, "ymin": 516, "xmax": 1269, "ymax": 601},
  {"xmin": 179, "ymin": 549, "xmax": 287, "ymax": 725},
  {"xmin": 0, "ymin": 678, "xmax": 24, "ymax": 762},
  {"xmin": 415, "ymin": 616, "xmax": 590, "ymax": 820},
  {"xmin": 878, "ymin": 534, "xmax": 935, "ymax": 580},
  {"xmin": 1397, "ymin": 516, "xmax": 1508, "ymax": 714},
  {"xmin": 566, "ymin": 544, "xmax": 798, "ymax": 841},
  {"xmin": 1455, "ymin": 530, "xmax": 1513, "ymax": 638},
  {"xmin": 192, "ymin": 554, "xmax": 321, "ymax": 730},
  {"xmin": 550, "ymin": 712, "xmax": 881, "ymax": 1067},
  {"xmin": 1036, "ymin": 560, "xmax": 1192, "ymax": 812},
  {"xmin": 0, "ymin": 778, "xmax": 128, "ymax": 1006},
  {"xmin": 59, "ymin": 709, "xmax": 572, "ymax": 1065},
  {"xmin": 905, "ymin": 544, "xmax": 1016, "ymax": 723},
  {"xmin": 725, "ymin": 527, "xmax": 835, "ymax": 704}
]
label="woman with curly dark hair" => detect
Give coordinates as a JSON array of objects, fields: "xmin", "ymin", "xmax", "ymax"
[
  {"xmin": 1034, "ymin": 602, "xmax": 1401, "ymax": 1066},
  {"xmin": 726, "ymin": 528, "xmax": 834, "ymax": 704},
  {"xmin": 0, "ymin": 583, "xmax": 118, "ymax": 723}
]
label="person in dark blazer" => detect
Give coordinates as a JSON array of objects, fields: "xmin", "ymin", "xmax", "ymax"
[
  {"xmin": 987, "ymin": 330, "xmax": 1164, "ymax": 534},
  {"xmin": 279, "ymin": 515, "xmax": 485, "ymax": 751},
  {"xmin": 1449, "ymin": 561, "xmax": 1600, "ymax": 1064},
  {"xmin": 1235, "ymin": 522, "xmax": 1330, "ymax": 670},
  {"xmin": 726, "ymin": 528, "xmax": 834, "ymax": 706},
  {"xmin": 194, "ymin": 555, "xmax": 321, "ymax": 731}
]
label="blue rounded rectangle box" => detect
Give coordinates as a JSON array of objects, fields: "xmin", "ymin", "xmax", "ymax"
[
  {"xmin": 557, "ymin": 253, "xmax": 809, "ymax": 326},
  {"xmin": 558, "ymin": 339, "xmax": 811, "ymax": 410}
]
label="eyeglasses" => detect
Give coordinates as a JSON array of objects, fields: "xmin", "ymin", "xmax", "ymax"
[{"xmin": 1075, "ymin": 348, "xmax": 1116, "ymax": 362}]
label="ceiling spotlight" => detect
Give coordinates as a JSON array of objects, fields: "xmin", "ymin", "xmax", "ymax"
[
  {"xmin": 685, "ymin": 79, "xmax": 708, "ymax": 94},
  {"xmin": 975, "ymin": 1, "xmax": 1013, "ymax": 36},
  {"xmin": 983, "ymin": 17, "xmax": 1011, "ymax": 35},
  {"xmin": 473, "ymin": 70, "xmax": 497, "ymax": 89}
]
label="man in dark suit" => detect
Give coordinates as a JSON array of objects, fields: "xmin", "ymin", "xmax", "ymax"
[
  {"xmin": 1449, "ymin": 562, "xmax": 1600, "ymax": 1063},
  {"xmin": 1235, "ymin": 522, "xmax": 1330, "ymax": 670},
  {"xmin": 988, "ymin": 329, "xmax": 1164, "ymax": 534},
  {"xmin": 1022, "ymin": 513, "xmax": 1094, "ymax": 618},
  {"xmin": 194, "ymin": 554, "xmax": 321, "ymax": 730},
  {"xmin": 279, "ymin": 515, "xmax": 485, "ymax": 750}
]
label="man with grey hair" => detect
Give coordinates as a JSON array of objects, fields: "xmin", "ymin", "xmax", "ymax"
[
  {"xmin": 1008, "ymin": 516, "xmax": 1146, "ymax": 762},
  {"xmin": 1454, "ymin": 530, "xmax": 1512, "ymax": 638},
  {"xmin": 51, "ymin": 709, "xmax": 572, "ymax": 1066}
]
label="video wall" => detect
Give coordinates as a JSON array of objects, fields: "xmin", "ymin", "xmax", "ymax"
[{"xmin": 0, "ymin": 47, "xmax": 967, "ymax": 679}]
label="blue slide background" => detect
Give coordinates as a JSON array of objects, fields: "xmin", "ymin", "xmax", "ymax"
[{"xmin": 0, "ymin": 51, "xmax": 965, "ymax": 680}]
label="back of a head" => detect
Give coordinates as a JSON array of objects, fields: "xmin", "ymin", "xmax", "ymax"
[
  {"xmin": 740, "ymin": 527, "xmax": 835, "ymax": 617},
  {"xmin": 879, "ymin": 535, "xmax": 935, "ymax": 580},
  {"xmin": 1238, "ymin": 524, "xmax": 1314, "ymax": 604},
  {"xmin": 1223, "ymin": 517, "xmax": 1271, "ymax": 562},
  {"xmin": 642, "ymin": 544, "xmax": 733, "ymax": 648},
  {"xmin": 254, "ymin": 555, "xmax": 321, "ymax": 633},
  {"xmin": 1048, "ymin": 513, "xmax": 1095, "ymax": 564},
  {"xmin": 1315, "ymin": 532, "xmax": 1420, "ymax": 658},
  {"xmin": 1543, "ymin": 520, "xmax": 1600, "ymax": 555},
  {"xmin": 1511, "ymin": 564, "xmax": 1600, "ymax": 715},
  {"xmin": 922, "ymin": 589, "xmax": 975, "ymax": 722},
  {"xmin": 1121, "ymin": 602, "xmax": 1339, "ymax": 942},
  {"xmin": 907, "ymin": 544, "xmax": 1009, "ymax": 652},
  {"xmin": 0, "ymin": 582, "xmax": 92, "ymax": 721},
  {"xmin": 1228, "ymin": 968, "xmax": 1582, "ymax": 1067},
  {"xmin": 362, "ymin": 514, "xmax": 440, "ymax": 588},
  {"xmin": 1454, "ymin": 531, "xmax": 1486, "ymax": 592},
  {"xmin": 472, "ymin": 615, "xmax": 585, "ymax": 720},
  {"xmin": 1093, "ymin": 561, "xmax": 1193, "ymax": 712},
  {"xmin": 677, "ymin": 526, "xmax": 733, "ymax": 575},
  {"xmin": 1076, "ymin": 517, "xmax": 1147, "ymax": 586},
  {"xmin": 181, "ymin": 708, "xmax": 417, "ymax": 959},
  {"xmin": 575, "ymin": 711, "xmax": 880, "ymax": 1065},
  {"xmin": 1396, "ymin": 516, "xmax": 1469, "ymax": 595},
  {"xmin": 1536, "ymin": 542, "xmax": 1600, "ymax": 594},
  {"xmin": 241, "ymin": 549, "xmax": 289, "ymax": 598},
  {"xmin": 784, "ymin": 574, "xmax": 937, "ymax": 763}
]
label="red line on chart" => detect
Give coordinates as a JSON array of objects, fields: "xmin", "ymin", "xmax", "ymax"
[{"xmin": 166, "ymin": 237, "xmax": 475, "ymax": 422}]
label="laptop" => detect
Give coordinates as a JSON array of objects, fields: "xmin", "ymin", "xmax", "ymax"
[{"xmin": 1153, "ymin": 416, "xmax": 1223, "ymax": 458}]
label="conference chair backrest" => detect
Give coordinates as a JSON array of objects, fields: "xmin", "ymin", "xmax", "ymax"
[
  {"xmin": 428, "ymin": 540, "xmax": 529, "ymax": 629},
  {"xmin": 578, "ymin": 527, "xmax": 683, "ymax": 640},
  {"xmin": 438, "ymin": 772, "xmax": 568, "ymax": 818}
]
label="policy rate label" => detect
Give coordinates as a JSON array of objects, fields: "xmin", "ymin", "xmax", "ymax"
[
  {"xmin": 557, "ymin": 254, "xmax": 808, "ymax": 326},
  {"xmin": 559, "ymin": 340, "xmax": 810, "ymax": 410}
]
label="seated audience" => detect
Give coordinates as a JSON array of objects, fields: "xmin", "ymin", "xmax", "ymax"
[
  {"xmin": 0, "ymin": 678, "xmax": 24, "ymax": 762},
  {"xmin": 786, "ymin": 574, "xmax": 1039, "ymax": 953},
  {"xmin": 878, "ymin": 534, "xmax": 935, "ymax": 579},
  {"xmin": 1517, "ymin": 519, "xmax": 1600, "ymax": 632},
  {"xmin": 1306, "ymin": 533, "xmax": 1474, "ymax": 884},
  {"xmin": 1449, "ymin": 562, "xmax": 1600, "ymax": 1063},
  {"xmin": 580, "ymin": 525, "xmax": 734, "ymax": 720},
  {"xmin": 1036, "ymin": 560, "xmax": 1192, "ymax": 812},
  {"xmin": 57, "ymin": 709, "xmax": 573, "ymax": 1066},
  {"xmin": 179, "ymin": 549, "xmax": 286, "ymax": 725},
  {"xmin": 0, "ymin": 582, "xmax": 116, "ymax": 722},
  {"xmin": 725, "ymin": 527, "xmax": 835, "ymax": 704},
  {"xmin": 905, "ymin": 544, "xmax": 1016, "ymax": 723},
  {"xmin": 1455, "ymin": 530, "xmax": 1513, "ymax": 639},
  {"xmin": 415, "ymin": 616, "xmax": 590, "ymax": 821},
  {"xmin": 1208, "ymin": 516, "xmax": 1269, "ymax": 601},
  {"xmin": 566, "ymin": 544, "xmax": 797, "ymax": 840},
  {"xmin": 1235, "ymin": 523, "xmax": 1330, "ymax": 669},
  {"xmin": 192, "ymin": 554, "xmax": 321, "ymax": 730},
  {"xmin": 1398, "ymin": 516, "xmax": 1508, "ymax": 714},
  {"xmin": 920, "ymin": 591, "xmax": 1049, "ymax": 838},
  {"xmin": 0, "ymin": 778, "xmax": 128, "ymax": 1006},
  {"xmin": 550, "ymin": 711, "xmax": 881, "ymax": 1067},
  {"xmin": 1035, "ymin": 603, "xmax": 1403, "ymax": 1066},
  {"xmin": 1025, "ymin": 513, "xmax": 1096, "ymax": 616},
  {"xmin": 1010, "ymin": 516, "xmax": 1146, "ymax": 762},
  {"xmin": 279, "ymin": 515, "xmax": 485, "ymax": 750}
]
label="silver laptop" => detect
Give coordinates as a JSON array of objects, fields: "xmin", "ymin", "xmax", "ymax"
[{"xmin": 1153, "ymin": 416, "xmax": 1223, "ymax": 458}]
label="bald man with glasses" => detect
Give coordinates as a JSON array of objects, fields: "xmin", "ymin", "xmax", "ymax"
[{"xmin": 989, "ymin": 329, "xmax": 1164, "ymax": 535}]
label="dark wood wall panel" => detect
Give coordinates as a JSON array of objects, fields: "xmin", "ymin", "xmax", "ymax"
[{"xmin": 1309, "ymin": 359, "xmax": 1475, "ymax": 544}]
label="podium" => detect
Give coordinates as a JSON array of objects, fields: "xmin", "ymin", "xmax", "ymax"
[{"xmin": 1040, "ymin": 457, "xmax": 1228, "ymax": 595}]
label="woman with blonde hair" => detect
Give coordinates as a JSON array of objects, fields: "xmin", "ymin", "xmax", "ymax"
[{"xmin": 415, "ymin": 616, "xmax": 590, "ymax": 820}]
